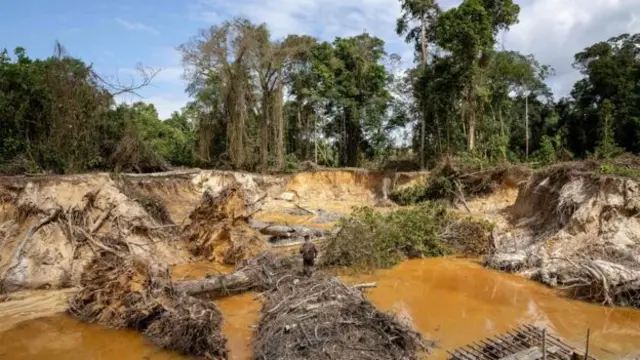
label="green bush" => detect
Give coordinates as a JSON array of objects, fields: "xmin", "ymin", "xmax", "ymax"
[
  {"xmin": 599, "ymin": 161, "xmax": 640, "ymax": 179},
  {"xmin": 322, "ymin": 203, "xmax": 491, "ymax": 270},
  {"xmin": 389, "ymin": 182, "xmax": 429, "ymax": 205}
]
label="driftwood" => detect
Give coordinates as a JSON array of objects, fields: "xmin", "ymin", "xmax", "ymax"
[
  {"xmin": 174, "ymin": 269, "xmax": 253, "ymax": 297},
  {"xmin": 174, "ymin": 253, "xmax": 297, "ymax": 298},
  {"xmin": 248, "ymin": 219, "xmax": 329, "ymax": 240},
  {"xmin": 293, "ymin": 203, "xmax": 315, "ymax": 215},
  {"xmin": 559, "ymin": 260, "xmax": 640, "ymax": 307}
]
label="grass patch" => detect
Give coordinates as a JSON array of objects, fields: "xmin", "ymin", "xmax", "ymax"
[
  {"xmin": 322, "ymin": 203, "xmax": 493, "ymax": 271},
  {"xmin": 599, "ymin": 161, "xmax": 640, "ymax": 179}
]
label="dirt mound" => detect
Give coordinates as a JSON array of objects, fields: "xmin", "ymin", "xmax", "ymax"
[
  {"xmin": 0, "ymin": 174, "xmax": 189, "ymax": 292},
  {"xmin": 68, "ymin": 253, "xmax": 227, "ymax": 359},
  {"xmin": 181, "ymin": 187, "xmax": 267, "ymax": 265},
  {"xmin": 253, "ymin": 270, "xmax": 433, "ymax": 360},
  {"xmin": 486, "ymin": 161, "xmax": 640, "ymax": 307}
]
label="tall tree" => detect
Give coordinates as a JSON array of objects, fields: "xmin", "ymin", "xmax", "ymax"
[
  {"xmin": 569, "ymin": 33, "xmax": 640, "ymax": 155},
  {"xmin": 396, "ymin": 0, "xmax": 440, "ymax": 168},
  {"xmin": 435, "ymin": 0, "xmax": 519, "ymax": 152},
  {"xmin": 324, "ymin": 34, "xmax": 392, "ymax": 167},
  {"xmin": 179, "ymin": 19, "xmax": 261, "ymax": 169}
]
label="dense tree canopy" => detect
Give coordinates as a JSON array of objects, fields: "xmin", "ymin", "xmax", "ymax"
[{"xmin": 2, "ymin": 2, "xmax": 640, "ymax": 174}]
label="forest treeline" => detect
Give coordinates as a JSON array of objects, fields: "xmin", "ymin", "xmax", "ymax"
[{"xmin": 2, "ymin": 0, "xmax": 639, "ymax": 174}]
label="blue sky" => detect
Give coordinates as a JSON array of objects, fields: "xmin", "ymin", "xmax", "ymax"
[{"xmin": 2, "ymin": 0, "xmax": 639, "ymax": 118}]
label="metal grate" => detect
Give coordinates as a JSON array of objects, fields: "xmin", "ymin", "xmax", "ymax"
[{"xmin": 447, "ymin": 324, "xmax": 598, "ymax": 360}]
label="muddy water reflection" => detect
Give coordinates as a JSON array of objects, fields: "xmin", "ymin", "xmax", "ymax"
[
  {"xmin": 0, "ymin": 315, "xmax": 191, "ymax": 360},
  {"xmin": 350, "ymin": 258, "xmax": 640, "ymax": 359},
  {"xmin": 2, "ymin": 258, "xmax": 640, "ymax": 359}
]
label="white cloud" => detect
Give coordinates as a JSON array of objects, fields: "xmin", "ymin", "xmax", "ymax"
[
  {"xmin": 504, "ymin": 0, "xmax": 640, "ymax": 97},
  {"xmin": 153, "ymin": 66, "xmax": 184, "ymax": 84},
  {"xmin": 190, "ymin": 0, "xmax": 640, "ymax": 98},
  {"xmin": 145, "ymin": 94, "xmax": 191, "ymax": 119},
  {"xmin": 115, "ymin": 17, "xmax": 159, "ymax": 35},
  {"xmin": 116, "ymin": 92, "xmax": 191, "ymax": 119}
]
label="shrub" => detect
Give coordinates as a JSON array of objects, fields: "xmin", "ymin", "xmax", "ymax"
[{"xmin": 322, "ymin": 203, "xmax": 492, "ymax": 270}]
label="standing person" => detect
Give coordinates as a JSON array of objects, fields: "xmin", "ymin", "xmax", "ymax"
[{"xmin": 299, "ymin": 234, "xmax": 318, "ymax": 277}]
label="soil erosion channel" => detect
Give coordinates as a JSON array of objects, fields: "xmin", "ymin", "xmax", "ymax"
[{"xmin": 0, "ymin": 169, "xmax": 639, "ymax": 359}]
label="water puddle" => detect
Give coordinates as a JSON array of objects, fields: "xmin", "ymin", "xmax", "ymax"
[
  {"xmin": 348, "ymin": 258, "xmax": 640, "ymax": 359},
  {"xmin": 2, "ymin": 258, "xmax": 639, "ymax": 359},
  {"xmin": 0, "ymin": 293, "xmax": 259, "ymax": 360}
]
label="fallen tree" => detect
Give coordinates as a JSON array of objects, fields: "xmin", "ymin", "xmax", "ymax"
[
  {"xmin": 174, "ymin": 253, "xmax": 297, "ymax": 297},
  {"xmin": 253, "ymin": 271, "xmax": 434, "ymax": 360},
  {"xmin": 248, "ymin": 219, "xmax": 329, "ymax": 242},
  {"xmin": 68, "ymin": 252, "xmax": 228, "ymax": 359}
]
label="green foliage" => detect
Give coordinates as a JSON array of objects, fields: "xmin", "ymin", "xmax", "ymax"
[
  {"xmin": 323, "ymin": 203, "xmax": 493, "ymax": 270},
  {"xmin": 531, "ymin": 132, "xmax": 574, "ymax": 167},
  {"xmin": 599, "ymin": 161, "xmax": 640, "ymax": 179},
  {"xmin": 322, "ymin": 204, "xmax": 453, "ymax": 270},
  {"xmin": 389, "ymin": 176, "xmax": 456, "ymax": 205},
  {"xmin": 594, "ymin": 99, "xmax": 623, "ymax": 159},
  {"xmin": 283, "ymin": 154, "xmax": 300, "ymax": 174},
  {"xmin": 389, "ymin": 182, "xmax": 431, "ymax": 205},
  {"xmin": 568, "ymin": 34, "xmax": 640, "ymax": 156}
]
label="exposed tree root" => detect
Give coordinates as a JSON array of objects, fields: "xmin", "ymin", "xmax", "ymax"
[{"xmin": 68, "ymin": 252, "xmax": 228, "ymax": 359}]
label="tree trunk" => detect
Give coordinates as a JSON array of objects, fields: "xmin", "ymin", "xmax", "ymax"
[
  {"xmin": 273, "ymin": 84, "xmax": 285, "ymax": 171},
  {"xmin": 419, "ymin": 15, "xmax": 428, "ymax": 169},
  {"xmin": 466, "ymin": 88, "xmax": 476, "ymax": 152},
  {"xmin": 420, "ymin": 15, "xmax": 428, "ymax": 66},
  {"xmin": 525, "ymin": 91, "xmax": 529, "ymax": 159},
  {"xmin": 420, "ymin": 111, "xmax": 426, "ymax": 168},
  {"xmin": 261, "ymin": 93, "xmax": 270, "ymax": 173},
  {"xmin": 492, "ymin": 104, "xmax": 506, "ymax": 161},
  {"xmin": 314, "ymin": 113, "xmax": 318, "ymax": 164},
  {"xmin": 174, "ymin": 269, "xmax": 253, "ymax": 297}
]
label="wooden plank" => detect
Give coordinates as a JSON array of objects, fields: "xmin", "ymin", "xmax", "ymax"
[{"xmin": 498, "ymin": 347, "xmax": 541, "ymax": 360}]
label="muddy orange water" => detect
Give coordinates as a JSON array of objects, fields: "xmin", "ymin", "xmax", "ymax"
[{"xmin": 2, "ymin": 258, "xmax": 640, "ymax": 359}]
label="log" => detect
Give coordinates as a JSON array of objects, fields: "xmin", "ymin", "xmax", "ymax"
[
  {"xmin": 248, "ymin": 219, "xmax": 329, "ymax": 239},
  {"xmin": 122, "ymin": 169, "xmax": 202, "ymax": 178},
  {"xmin": 173, "ymin": 269, "xmax": 253, "ymax": 297},
  {"xmin": 353, "ymin": 282, "xmax": 377, "ymax": 289},
  {"xmin": 293, "ymin": 203, "xmax": 315, "ymax": 215}
]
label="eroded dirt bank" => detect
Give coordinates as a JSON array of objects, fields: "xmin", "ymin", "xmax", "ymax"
[
  {"xmin": 487, "ymin": 161, "xmax": 640, "ymax": 308},
  {"xmin": 0, "ymin": 168, "xmax": 424, "ymax": 291}
]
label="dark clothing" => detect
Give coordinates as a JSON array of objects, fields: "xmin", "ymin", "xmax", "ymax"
[
  {"xmin": 300, "ymin": 242, "xmax": 318, "ymax": 261},
  {"xmin": 303, "ymin": 257, "xmax": 315, "ymax": 267},
  {"xmin": 300, "ymin": 241, "xmax": 318, "ymax": 276}
]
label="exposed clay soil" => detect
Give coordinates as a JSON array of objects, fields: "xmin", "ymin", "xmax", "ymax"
[
  {"xmin": 0, "ymin": 168, "xmax": 426, "ymax": 292},
  {"xmin": 487, "ymin": 160, "xmax": 640, "ymax": 307}
]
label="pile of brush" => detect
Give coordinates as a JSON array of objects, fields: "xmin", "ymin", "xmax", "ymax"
[
  {"xmin": 253, "ymin": 271, "xmax": 433, "ymax": 360},
  {"xmin": 68, "ymin": 252, "xmax": 228, "ymax": 359}
]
